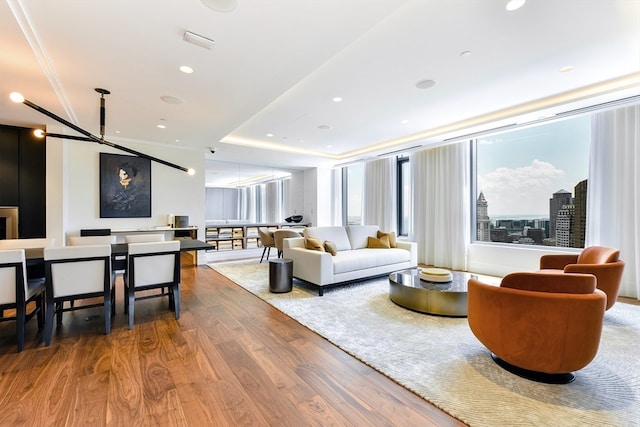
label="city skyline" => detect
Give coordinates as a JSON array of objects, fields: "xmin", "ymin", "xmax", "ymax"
[{"xmin": 476, "ymin": 115, "xmax": 590, "ymax": 217}]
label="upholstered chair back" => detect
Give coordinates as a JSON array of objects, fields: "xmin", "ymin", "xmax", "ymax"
[
  {"xmin": 69, "ymin": 235, "xmax": 117, "ymax": 246},
  {"xmin": 577, "ymin": 246, "xmax": 619, "ymax": 264},
  {"xmin": 125, "ymin": 234, "xmax": 165, "ymax": 243},
  {"xmin": 0, "ymin": 249, "xmax": 27, "ymax": 305}
]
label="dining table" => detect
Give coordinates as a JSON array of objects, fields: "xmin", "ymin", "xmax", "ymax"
[{"xmin": 24, "ymin": 238, "xmax": 212, "ymax": 264}]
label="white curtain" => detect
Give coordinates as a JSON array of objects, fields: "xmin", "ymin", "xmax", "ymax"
[
  {"xmin": 264, "ymin": 181, "xmax": 282, "ymax": 223},
  {"xmin": 239, "ymin": 186, "xmax": 257, "ymax": 222},
  {"xmin": 282, "ymin": 178, "xmax": 292, "ymax": 219},
  {"xmin": 331, "ymin": 168, "xmax": 343, "ymax": 226},
  {"xmin": 363, "ymin": 157, "xmax": 397, "ymax": 232},
  {"xmin": 410, "ymin": 142, "xmax": 470, "ymax": 270},
  {"xmin": 587, "ymin": 104, "xmax": 640, "ymax": 299}
]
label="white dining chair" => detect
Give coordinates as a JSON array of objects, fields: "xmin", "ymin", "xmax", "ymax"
[
  {"xmin": 43, "ymin": 244, "xmax": 114, "ymax": 345},
  {"xmin": 0, "ymin": 249, "xmax": 45, "ymax": 352},
  {"xmin": 124, "ymin": 234, "xmax": 165, "ymax": 243},
  {"xmin": 68, "ymin": 235, "xmax": 117, "ymax": 246},
  {"xmin": 125, "ymin": 240, "xmax": 180, "ymax": 329}
]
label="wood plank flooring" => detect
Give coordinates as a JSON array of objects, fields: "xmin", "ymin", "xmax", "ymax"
[{"xmin": 0, "ymin": 263, "xmax": 464, "ymax": 426}]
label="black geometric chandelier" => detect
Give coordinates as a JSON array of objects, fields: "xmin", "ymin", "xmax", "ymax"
[{"xmin": 9, "ymin": 89, "xmax": 195, "ymax": 175}]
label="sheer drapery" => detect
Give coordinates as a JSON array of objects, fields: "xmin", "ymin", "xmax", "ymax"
[
  {"xmin": 362, "ymin": 157, "xmax": 397, "ymax": 232},
  {"xmin": 239, "ymin": 186, "xmax": 257, "ymax": 222},
  {"xmin": 410, "ymin": 143, "xmax": 470, "ymax": 270},
  {"xmin": 264, "ymin": 181, "xmax": 282, "ymax": 223},
  {"xmin": 587, "ymin": 105, "xmax": 640, "ymax": 299},
  {"xmin": 282, "ymin": 178, "xmax": 292, "ymax": 220}
]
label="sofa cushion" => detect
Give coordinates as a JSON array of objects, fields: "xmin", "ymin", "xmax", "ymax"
[
  {"xmin": 367, "ymin": 236, "xmax": 390, "ymax": 248},
  {"xmin": 332, "ymin": 248, "xmax": 410, "ymax": 274},
  {"xmin": 346, "ymin": 225, "xmax": 379, "ymax": 250},
  {"xmin": 324, "ymin": 240, "xmax": 337, "ymax": 256},
  {"xmin": 377, "ymin": 230, "xmax": 397, "ymax": 248},
  {"xmin": 305, "ymin": 237, "xmax": 325, "ymax": 252},
  {"xmin": 304, "ymin": 227, "xmax": 351, "ymax": 251}
]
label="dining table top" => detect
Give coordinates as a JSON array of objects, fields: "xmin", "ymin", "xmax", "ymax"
[{"xmin": 24, "ymin": 238, "xmax": 212, "ymax": 261}]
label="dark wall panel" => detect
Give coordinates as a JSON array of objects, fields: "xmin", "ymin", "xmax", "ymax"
[
  {"xmin": 18, "ymin": 128, "xmax": 46, "ymax": 237},
  {"xmin": 0, "ymin": 124, "xmax": 46, "ymax": 238},
  {"xmin": 0, "ymin": 126, "xmax": 20, "ymax": 206}
]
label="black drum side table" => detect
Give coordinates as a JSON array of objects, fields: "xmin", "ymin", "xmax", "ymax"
[{"xmin": 269, "ymin": 258, "xmax": 293, "ymax": 293}]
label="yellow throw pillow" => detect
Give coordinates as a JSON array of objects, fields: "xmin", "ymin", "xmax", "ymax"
[
  {"xmin": 377, "ymin": 230, "xmax": 397, "ymax": 248},
  {"xmin": 367, "ymin": 235, "xmax": 390, "ymax": 248},
  {"xmin": 305, "ymin": 237, "xmax": 326, "ymax": 252},
  {"xmin": 324, "ymin": 240, "xmax": 337, "ymax": 256}
]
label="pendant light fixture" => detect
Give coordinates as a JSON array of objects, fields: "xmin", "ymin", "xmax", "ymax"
[{"xmin": 9, "ymin": 89, "xmax": 195, "ymax": 175}]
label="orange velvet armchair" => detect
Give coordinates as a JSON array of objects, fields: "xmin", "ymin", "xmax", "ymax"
[
  {"xmin": 468, "ymin": 272, "xmax": 606, "ymax": 383},
  {"xmin": 539, "ymin": 246, "xmax": 624, "ymax": 310}
]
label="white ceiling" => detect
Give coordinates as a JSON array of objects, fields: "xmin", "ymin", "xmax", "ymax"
[{"xmin": 1, "ymin": 0, "xmax": 639, "ymax": 186}]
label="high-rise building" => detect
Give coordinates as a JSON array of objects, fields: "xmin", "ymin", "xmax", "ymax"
[
  {"xmin": 476, "ymin": 191, "xmax": 491, "ymax": 241},
  {"xmin": 549, "ymin": 189, "xmax": 572, "ymax": 241},
  {"xmin": 573, "ymin": 179, "xmax": 588, "ymax": 248},
  {"xmin": 556, "ymin": 204, "xmax": 575, "ymax": 247}
]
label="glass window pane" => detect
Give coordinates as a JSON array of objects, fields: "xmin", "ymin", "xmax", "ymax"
[
  {"xmin": 475, "ymin": 115, "xmax": 590, "ymax": 248},
  {"xmin": 346, "ymin": 164, "xmax": 363, "ymax": 225}
]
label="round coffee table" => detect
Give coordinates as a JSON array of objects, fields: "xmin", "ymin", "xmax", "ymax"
[{"xmin": 389, "ymin": 268, "xmax": 493, "ymax": 317}]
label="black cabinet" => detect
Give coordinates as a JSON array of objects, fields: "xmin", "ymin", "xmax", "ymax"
[{"xmin": 0, "ymin": 125, "xmax": 46, "ymax": 238}]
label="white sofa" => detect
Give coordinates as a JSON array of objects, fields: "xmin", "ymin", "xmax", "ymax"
[{"xmin": 282, "ymin": 225, "xmax": 417, "ymax": 295}]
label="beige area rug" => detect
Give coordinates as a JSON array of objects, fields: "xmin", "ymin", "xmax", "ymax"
[{"xmin": 209, "ymin": 260, "xmax": 640, "ymax": 427}]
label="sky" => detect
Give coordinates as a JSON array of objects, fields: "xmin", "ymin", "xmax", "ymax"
[{"xmin": 476, "ymin": 115, "xmax": 590, "ymax": 217}]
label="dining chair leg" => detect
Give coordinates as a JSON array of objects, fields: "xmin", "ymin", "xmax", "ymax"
[
  {"xmin": 16, "ymin": 302, "xmax": 26, "ymax": 352},
  {"xmin": 260, "ymin": 246, "xmax": 267, "ymax": 263},
  {"xmin": 44, "ymin": 301, "xmax": 55, "ymax": 346},
  {"xmin": 56, "ymin": 302, "xmax": 63, "ymax": 325},
  {"xmin": 36, "ymin": 293, "xmax": 45, "ymax": 329},
  {"xmin": 127, "ymin": 290, "xmax": 135, "ymax": 330},
  {"xmin": 104, "ymin": 293, "xmax": 112, "ymax": 335},
  {"xmin": 172, "ymin": 284, "xmax": 180, "ymax": 320}
]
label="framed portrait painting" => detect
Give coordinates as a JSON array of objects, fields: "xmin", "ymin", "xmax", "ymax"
[{"xmin": 100, "ymin": 152, "xmax": 151, "ymax": 218}]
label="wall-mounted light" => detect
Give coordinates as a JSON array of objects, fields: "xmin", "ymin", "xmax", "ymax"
[{"xmin": 10, "ymin": 91, "xmax": 195, "ymax": 175}]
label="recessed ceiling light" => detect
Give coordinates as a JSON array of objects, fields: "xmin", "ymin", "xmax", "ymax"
[
  {"xmin": 460, "ymin": 51, "xmax": 472, "ymax": 57},
  {"xmin": 157, "ymin": 124, "xmax": 166, "ymax": 129},
  {"xmin": 318, "ymin": 125, "xmax": 333, "ymax": 130},
  {"xmin": 560, "ymin": 65, "xmax": 574, "ymax": 73},
  {"xmin": 506, "ymin": 0, "xmax": 526, "ymax": 11},
  {"xmin": 179, "ymin": 65, "xmax": 194, "ymax": 74},
  {"xmin": 401, "ymin": 119, "xmax": 409, "ymax": 124},
  {"xmin": 115, "ymin": 130, "xmax": 121, "ymax": 134},
  {"xmin": 332, "ymin": 97, "xmax": 343, "ymax": 103},
  {"xmin": 160, "ymin": 95, "xmax": 184, "ymax": 104},
  {"xmin": 415, "ymin": 79, "xmax": 437, "ymax": 90},
  {"xmin": 266, "ymin": 133, "xmax": 274, "ymax": 137}
]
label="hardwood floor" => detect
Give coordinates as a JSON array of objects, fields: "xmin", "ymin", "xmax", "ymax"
[{"xmin": 0, "ymin": 264, "xmax": 464, "ymax": 426}]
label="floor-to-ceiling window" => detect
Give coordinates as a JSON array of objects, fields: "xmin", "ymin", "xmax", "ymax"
[
  {"xmin": 397, "ymin": 156, "xmax": 410, "ymax": 236},
  {"xmin": 473, "ymin": 115, "xmax": 590, "ymax": 248}
]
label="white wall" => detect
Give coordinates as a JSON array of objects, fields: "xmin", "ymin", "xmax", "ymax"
[{"xmin": 46, "ymin": 136, "xmax": 206, "ymax": 260}]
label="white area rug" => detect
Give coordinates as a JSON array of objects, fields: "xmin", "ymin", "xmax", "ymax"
[{"xmin": 209, "ymin": 260, "xmax": 640, "ymax": 427}]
